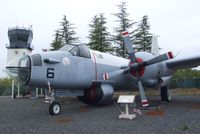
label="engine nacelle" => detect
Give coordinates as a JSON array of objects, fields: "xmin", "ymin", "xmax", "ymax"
[{"xmin": 78, "ymin": 83, "xmax": 114, "ymax": 105}]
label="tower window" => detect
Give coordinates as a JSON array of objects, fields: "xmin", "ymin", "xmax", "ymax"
[{"xmin": 15, "ymin": 51, "xmax": 19, "ymax": 54}]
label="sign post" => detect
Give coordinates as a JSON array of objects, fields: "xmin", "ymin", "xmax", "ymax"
[{"xmin": 117, "ymin": 95, "xmax": 136, "ymax": 120}]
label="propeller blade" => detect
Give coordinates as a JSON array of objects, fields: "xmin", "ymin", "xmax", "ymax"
[
  {"xmin": 129, "ymin": 51, "xmax": 174, "ymax": 70},
  {"xmin": 121, "ymin": 31, "xmax": 136, "ymax": 62},
  {"xmin": 103, "ymin": 68, "xmax": 129, "ymax": 80},
  {"xmin": 137, "ymin": 79, "xmax": 149, "ymax": 107},
  {"xmin": 146, "ymin": 51, "xmax": 174, "ymax": 65}
]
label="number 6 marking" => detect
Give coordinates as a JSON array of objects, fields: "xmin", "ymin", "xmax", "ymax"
[{"xmin": 47, "ymin": 68, "xmax": 54, "ymax": 78}]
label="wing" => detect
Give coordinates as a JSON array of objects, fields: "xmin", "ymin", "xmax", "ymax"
[{"xmin": 166, "ymin": 55, "xmax": 200, "ymax": 70}]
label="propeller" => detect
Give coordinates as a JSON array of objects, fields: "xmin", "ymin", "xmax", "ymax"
[
  {"xmin": 122, "ymin": 31, "xmax": 150, "ymax": 106},
  {"xmin": 103, "ymin": 31, "xmax": 174, "ymax": 107}
]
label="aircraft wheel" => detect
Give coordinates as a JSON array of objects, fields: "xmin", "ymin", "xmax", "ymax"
[
  {"xmin": 161, "ymin": 86, "xmax": 171, "ymax": 102},
  {"xmin": 49, "ymin": 102, "xmax": 61, "ymax": 116}
]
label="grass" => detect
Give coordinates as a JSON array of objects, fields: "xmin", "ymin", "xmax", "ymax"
[
  {"xmin": 114, "ymin": 88, "xmax": 200, "ymax": 97},
  {"xmin": 170, "ymin": 88, "xmax": 200, "ymax": 95}
]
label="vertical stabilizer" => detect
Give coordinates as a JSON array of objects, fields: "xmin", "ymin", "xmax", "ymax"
[{"xmin": 151, "ymin": 35, "xmax": 159, "ymax": 56}]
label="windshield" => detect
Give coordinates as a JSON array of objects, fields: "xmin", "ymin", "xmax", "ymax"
[{"xmin": 58, "ymin": 45, "xmax": 75, "ymax": 52}]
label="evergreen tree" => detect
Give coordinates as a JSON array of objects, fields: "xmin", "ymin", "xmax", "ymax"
[
  {"xmin": 112, "ymin": 1, "xmax": 136, "ymax": 58},
  {"xmin": 134, "ymin": 15, "xmax": 153, "ymax": 52},
  {"xmin": 51, "ymin": 15, "xmax": 78, "ymax": 50},
  {"xmin": 60, "ymin": 15, "xmax": 78, "ymax": 44},
  {"xmin": 88, "ymin": 14, "xmax": 112, "ymax": 52},
  {"xmin": 51, "ymin": 30, "xmax": 62, "ymax": 50}
]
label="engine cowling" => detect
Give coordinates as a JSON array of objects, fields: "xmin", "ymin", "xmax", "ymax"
[{"xmin": 78, "ymin": 84, "xmax": 114, "ymax": 105}]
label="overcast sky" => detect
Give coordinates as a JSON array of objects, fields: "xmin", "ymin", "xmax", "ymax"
[{"xmin": 0, "ymin": 0, "xmax": 200, "ymax": 77}]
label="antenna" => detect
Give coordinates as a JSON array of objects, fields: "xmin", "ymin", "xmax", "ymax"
[{"xmin": 174, "ymin": 50, "xmax": 182, "ymax": 58}]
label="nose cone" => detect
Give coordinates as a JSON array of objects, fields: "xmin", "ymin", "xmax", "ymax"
[{"xmin": 6, "ymin": 56, "xmax": 31, "ymax": 85}]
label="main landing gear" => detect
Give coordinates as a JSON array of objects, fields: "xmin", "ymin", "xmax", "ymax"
[
  {"xmin": 161, "ymin": 86, "xmax": 171, "ymax": 102},
  {"xmin": 47, "ymin": 82, "xmax": 61, "ymax": 116}
]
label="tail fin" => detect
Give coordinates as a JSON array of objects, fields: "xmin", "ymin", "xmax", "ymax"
[{"xmin": 151, "ymin": 35, "xmax": 159, "ymax": 56}]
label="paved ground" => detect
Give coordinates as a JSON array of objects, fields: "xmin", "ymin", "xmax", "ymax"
[{"xmin": 0, "ymin": 95, "xmax": 200, "ymax": 134}]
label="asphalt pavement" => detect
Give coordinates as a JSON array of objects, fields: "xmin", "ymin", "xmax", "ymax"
[{"xmin": 0, "ymin": 95, "xmax": 200, "ymax": 134}]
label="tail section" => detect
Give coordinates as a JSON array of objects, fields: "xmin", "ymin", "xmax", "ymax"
[{"xmin": 151, "ymin": 35, "xmax": 159, "ymax": 56}]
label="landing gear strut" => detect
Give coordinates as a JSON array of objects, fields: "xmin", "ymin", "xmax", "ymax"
[
  {"xmin": 160, "ymin": 86, "xmax": 171, "ymax": 102},
  {"xmin": 47, "ymin": 82, "xmax": 61, "ymax": 116}
]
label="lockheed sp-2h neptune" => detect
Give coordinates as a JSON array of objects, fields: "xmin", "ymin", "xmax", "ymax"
[{"xmin": 6, "ymin": 31, "xmax": 200, "ymax": 115}]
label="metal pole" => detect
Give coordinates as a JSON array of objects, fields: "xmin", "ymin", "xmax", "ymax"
[
  {"xmin": 17, "ymin": 82, "xmax": 20, "ymax": 97},
  {"xmin": 125, "ymin": 104, "xmax": 129, "ymax": 115},
  {"xmin": 11, "ymin": 80, "xmax": 14, "ymax": 99},
  {"xmin": 36, "ymin": 88, "xmax": 38, "ymax": 98},
  {"xmin": 40, "ymin": 88, "xmax": 43, "ymax": 95}
]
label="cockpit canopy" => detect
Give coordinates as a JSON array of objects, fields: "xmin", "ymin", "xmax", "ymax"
[{"xmin": 59, "ymin": 44, "xmax": 91, "ymax": 58}]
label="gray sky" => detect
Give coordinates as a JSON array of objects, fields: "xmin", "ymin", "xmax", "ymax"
[{"xmin": 0, "ymin": 0, "xmax": 200, "ymax": 78}]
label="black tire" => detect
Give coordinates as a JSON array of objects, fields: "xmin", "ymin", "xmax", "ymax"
[
  {"xmin": 49, "ymin": 102, "xmax": 61, "ymax": 116},
  {"xmin": 161, "ymin": 86, "xmax": 171, "ymax": 102}
]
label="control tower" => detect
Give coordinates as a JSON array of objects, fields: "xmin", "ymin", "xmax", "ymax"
[
  {"xmin": 6, "ymin": 26, "xmax": 34, "ymax": 98},
  {"xmin": 7, "ymin": 26, "xmax": 34, "ymax": 63}
]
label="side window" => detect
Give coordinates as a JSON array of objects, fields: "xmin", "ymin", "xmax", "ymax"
[
  {"xmin": 69, "ymin": 46, "xmax": 80, "ymax": 56},
  {"xmin": 31, "ymin": 54, "xmax": 42, "ymax": 66},
  {"xmin": 79, "ymin": 46, "xmax": 91, "ymax": 58}
]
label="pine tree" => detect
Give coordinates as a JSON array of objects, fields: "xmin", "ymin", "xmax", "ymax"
[
  {"xmin": 88, "ymin": 14, "xmax": 112, "ymax": 52},
  {"xmin": 60, "ymin": 15, "xmax": 78, "ymax": 44},
  {"xmin": 51, "ymin": 30, "xmax": 62, "ymax": 50},
  {"xmin": 134, "ymin": 15, "xmax": 153, "ymax": 52},
  {"xmin": 112, "ymin": 1, "xmax": 136, "ymax": 58},
  {"xmin": 51, "ymin": 15, "xmax": 78, "ymax": 50}
]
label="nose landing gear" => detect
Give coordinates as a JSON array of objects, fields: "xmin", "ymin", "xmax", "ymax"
[
  {"xmin": 47, "ymin": 82, "xmax": 61, "ymax": 116},
  {"xmin": 49, "ymin": 101, "xmax": 61, "ymax": 115}
]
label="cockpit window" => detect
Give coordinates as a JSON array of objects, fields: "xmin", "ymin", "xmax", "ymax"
[
  {"xmin": 69, "ymin": 45, "xmax": 91, "ymax": 58},
  {"xmin": 59, "ymin": 44, "xmax": 75, "ymax": 52},
  {"xmin": 70, "ymin": 46, "xmax": 80, "ymax": 56},
  {"xmin": 59, "ymin": 44, "xmax": 91, "ymax": 58},
  {"xmin": 79, "ymin": 46, "xmax": 91, "ymax": 58}
]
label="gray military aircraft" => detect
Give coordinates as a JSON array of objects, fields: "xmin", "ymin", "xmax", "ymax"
[{"xmin": 6, "ymin": 31, "xmax": 200, "ymax": 115}]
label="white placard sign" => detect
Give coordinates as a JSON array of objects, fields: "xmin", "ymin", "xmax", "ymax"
[{"xmin": 117, "ymin": 95, "xmax": 135, "ymax": 104}]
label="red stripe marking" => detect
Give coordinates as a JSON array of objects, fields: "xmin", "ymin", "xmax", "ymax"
[
  {"xmin": 103, "ymin": 73, "xmax": 108, "ymax": 80},
  {"xmin": 142, "ymin": 101, "xmax": 149, "ymax": 105},
  {"xmin": 106, "ymin": 73, "xmax": 109, "ymax": 80},
  {"xmin": 92, "ymin": 52, "xmax": 98, "ymax": 81},
  {"xmin": 103, "ymin": 74, "xmax": 106, "ymax": 80},
  {"xmin": 168, "ymin": 51, "xmax": 174, "ymax": 59},
  {"xmin": 122, "ymin": 31, "xmax": 129, "ymax": 36},
  {"xmin": 142, "ymin": 100, "xmax": 149, "ymax": 107}
]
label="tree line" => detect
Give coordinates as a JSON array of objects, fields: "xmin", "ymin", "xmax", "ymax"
[
  {"xmin": 50, "ymin": 1, "xmax": 200, "ymax": 80},
  {"xmin": 2, "ymin": 1, "xmax": 200, "ymax": 92},
  {"xmin": 172, "ymin": 68, "xmax": 200, "ymax": 80},
  {"xmin": 51, "ymin": 2, "xmax": 153, "ymax": 58}
]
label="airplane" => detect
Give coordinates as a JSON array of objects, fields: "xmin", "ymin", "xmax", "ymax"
[{"xmin": 6, "ymin": 31, "xmax": 200, "ymax": 115}]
